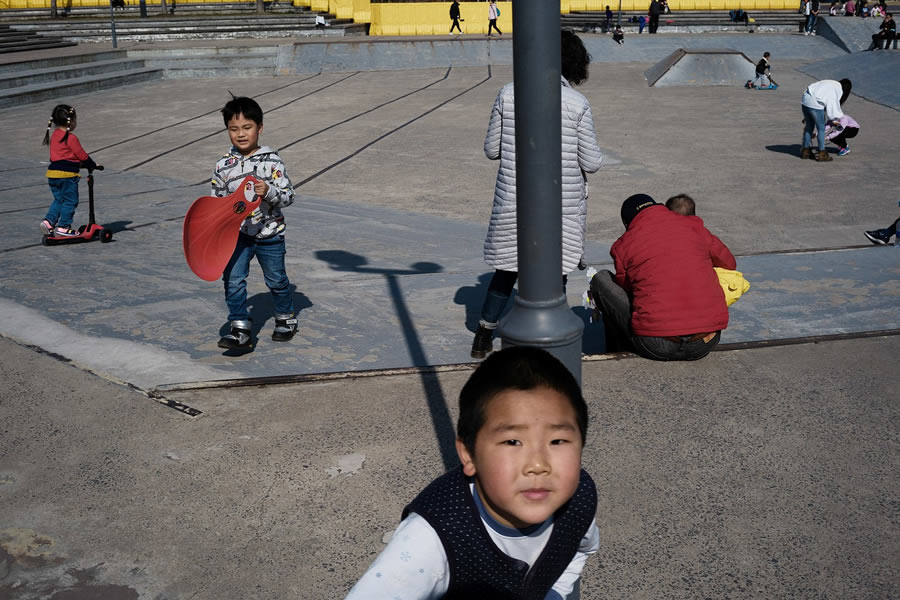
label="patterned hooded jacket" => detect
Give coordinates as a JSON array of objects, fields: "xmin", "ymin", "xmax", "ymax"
[{"xmin": 211, "ymin": 145, "xmax": 294, "ymax": 239}]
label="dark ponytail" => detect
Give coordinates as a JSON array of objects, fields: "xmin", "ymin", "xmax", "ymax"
[{"xmin": 43, "ymin": 104, "xmax": 76, "ymax": 146}]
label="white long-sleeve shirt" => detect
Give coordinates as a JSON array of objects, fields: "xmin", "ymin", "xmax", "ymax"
[
  {"xmin": 345, "ymin": 483, "xmax": 600, "ymax": 600},
  {"xmin": 801, "ymin": 80, "xmax": 846, "ymax": 121}
]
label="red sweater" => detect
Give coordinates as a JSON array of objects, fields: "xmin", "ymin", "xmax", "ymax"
[
  {"xmin": 610, "ymin": 205, "xmax": 736, "ymax": 337},
  {"xmin": 46, "ymin": 128, "xmax": 94, "ymax": 177}
]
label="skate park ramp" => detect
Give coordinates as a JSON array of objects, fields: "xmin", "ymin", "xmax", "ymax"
[
  {"xmin": 816, "ymin": 15, "xmax": 882, "ymax": 53},
  {"xmin": 798, "ymin": 52, "xmax": 900, "ymax": 110},
  {"xmin": 645, "ymin": 48, "xmax": 755, "ymax": 87}
]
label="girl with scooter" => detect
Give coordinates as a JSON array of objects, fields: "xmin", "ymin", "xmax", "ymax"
[{"xmin": 40, "ymin": 104, "xmax": 102, "ymax": 238}]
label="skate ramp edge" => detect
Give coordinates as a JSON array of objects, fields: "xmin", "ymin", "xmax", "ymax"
[
  {"xmin": 645, "ymin": 48, "xmax": 756, "ymax": 87},
  {"xmin": 816, "ymin": 15, "xmax": 882, "ymax": 53}
]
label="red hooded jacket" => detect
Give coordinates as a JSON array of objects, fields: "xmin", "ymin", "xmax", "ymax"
[{"xmin": 610, "ymin": 205, "xmax": 736, "ymax": 337}]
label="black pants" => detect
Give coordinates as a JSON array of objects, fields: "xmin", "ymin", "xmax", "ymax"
[
  {"xmin": 488, "ymin": 19, "xmax": 502, "ymax": 35},
  {"xmin": 450, "ymin": 18, "xmax": 462, "ymax": 33},
  {"xmin": 830, "ymin": 126, "xmax": 858, "ymax": 148},
  {"xmin": 873, "ymin": 31, "xmax": 896, "ymax": 48},
  {"xmin": 648, "ymin": 14, "xmax": 659, "ymax": 32}
]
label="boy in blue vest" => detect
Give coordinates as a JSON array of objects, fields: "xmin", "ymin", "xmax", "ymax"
[{"xmin": 346, "ymin": 346, "xmax": 599, "ymax": 599}]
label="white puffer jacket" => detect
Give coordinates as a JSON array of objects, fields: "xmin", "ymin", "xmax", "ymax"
[{"xmin": 483, "ymin": 77, "xmax": 603, "ymax": 274}]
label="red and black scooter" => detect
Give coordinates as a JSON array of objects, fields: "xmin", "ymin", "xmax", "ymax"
[{"xmin": 42, "ymin": 165, "xmax": 113, "ymax": 246}]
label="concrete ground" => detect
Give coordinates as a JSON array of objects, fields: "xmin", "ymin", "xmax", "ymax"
[{"xmin": 0, "ymin": 31, "xmax": 898, "ymax": 599}]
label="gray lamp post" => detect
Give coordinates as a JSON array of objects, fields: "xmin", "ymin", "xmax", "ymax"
[{"xmin": 497, "ymin": 0, "xmax": 584, "ymax": 386}]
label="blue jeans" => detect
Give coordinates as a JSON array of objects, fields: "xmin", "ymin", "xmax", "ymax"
[
  {"xmin": 802, "ymin": 104, "xmax": 826, "ymax": 152},
  {"xmin": 223, "ymin": 233, "xmax": 294, "ymax": 322},
  {"xmin": 805, "ymin": 13, "xmax": 817, "ymax": 32},
  {"xmin": 45, "ymin": 177, "xmax": 80, "ymax": 228}
]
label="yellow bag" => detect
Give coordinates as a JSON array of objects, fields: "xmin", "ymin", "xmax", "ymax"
[{"xmin": 715, "ymin": 267, "xmax": 750, "ymax": 307}]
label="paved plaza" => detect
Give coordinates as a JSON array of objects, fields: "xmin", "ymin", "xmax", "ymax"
[{"xmin": 0, "ymin": 31, "xmax": 898, "ymax": 599}]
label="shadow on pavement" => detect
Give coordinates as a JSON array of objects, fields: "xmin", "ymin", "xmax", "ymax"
[{"xmin": 315, "ymin": 249, "xmax": 458, "ymax": 471}]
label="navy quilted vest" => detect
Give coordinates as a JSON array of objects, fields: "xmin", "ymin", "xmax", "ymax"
[{"xmin": 402, "ymin": 466, "xmax": 597, "ymax": 600}]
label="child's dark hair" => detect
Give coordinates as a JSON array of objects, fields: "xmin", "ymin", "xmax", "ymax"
[
  {"xmin": 43, "ymin": 104, "xmax": 76, "ymax": 146},
  {"xmin": 457, "ymin": 346, "xmax": 588, "ymax": 453},
  {"xmin": 665, "ymin": 193, "xmax": 696, "ymax": 216},
  {"xmin": 561, "ymin": 29, "xmax": 591, "ymax": 86},
  {"xmin": 763, "ymin": 51, "xmax": 771, "ymax": 58},
  {"xmin": 221, "ymin": 94, "xmax": 263, "ymax": 127}
]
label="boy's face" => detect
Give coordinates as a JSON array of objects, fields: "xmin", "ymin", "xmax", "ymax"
[
  {"xmin": 456, "ymin": 386, "xmax": 583, "ymax": 529},
  {"xmin": 227, "ymin": 113, "xmax": 262, "ymax": 157}
]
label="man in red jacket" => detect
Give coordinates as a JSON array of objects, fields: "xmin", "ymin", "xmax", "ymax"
[{"xmin": 589, "ymin": 194, "xmax": 736, "ymax": 360}]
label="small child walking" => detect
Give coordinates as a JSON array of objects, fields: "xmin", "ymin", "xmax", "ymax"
[
  {"xmin": 41, "ymin": 104, "xmax": 101, "ymax": 237},
  {"xmin": 212, "ymin": 96, "xmax": 299, "ymax": 350},
  {"xmin": 345, "ymin": 346, "xmax": 600, "ymax": 599}
]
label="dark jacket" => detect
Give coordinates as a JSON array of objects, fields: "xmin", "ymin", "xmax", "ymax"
[
  {"xmin": 450, "ymin": 1, "xmax": 460, "ymax": 19},
  {"xmin": 610, "ymin": 205, "xmax": 736, "ymax": 337},
  {"xmin": 649, "ymin": 0, "xmax": 663, "ymax": 15}
]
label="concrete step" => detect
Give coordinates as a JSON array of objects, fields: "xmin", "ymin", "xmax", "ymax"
[
  {"xmin": 0, "ymin": 49, "xmax": 125, "ymax": 75},
  {"xmin": 0, "ymin": 57, "xmax": 147, "ymax": 89},
  {"xmin": 0, "ymin": 66, "xmax": 162, "ymax": 109},
  {"xmin": 128, "ymin": 45, "xmax": 280, "ymax": 76},
  {"xmin": 0, "ymin": 1, "xmax": 310, "ymax": 19}
]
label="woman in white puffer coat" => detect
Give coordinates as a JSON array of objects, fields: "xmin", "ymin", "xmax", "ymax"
[{"xmin": 471, "ymin": 29, "xmax": 603, "ymax": 359}]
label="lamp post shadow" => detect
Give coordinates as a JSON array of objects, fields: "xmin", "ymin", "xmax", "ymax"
[{"xmin": 315, "ymin": 250, "xmax": 457, "ymax": 471}]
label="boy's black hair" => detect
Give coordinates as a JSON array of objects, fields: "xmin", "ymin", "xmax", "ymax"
[
  {"xmin": 561, "ymin": 29, "xmax": 591, "ymax": 86},
  {"xmin": 457, "ymin": 346, "xmax": 588, "ymax": 454},
  {"xmin": 665, "ymin": 193, "xmax": 696, "ymax": 216},
  {"xmin": 763, "ymin": 51, "xmax": 771, "ymax": 58},
  {"xmin": 222, "ymin": 95, "xmax": 263, "ymax": 127},
  {"xmin": 43, "ymin": 104, "xmax": 75, "ymax": 146}
]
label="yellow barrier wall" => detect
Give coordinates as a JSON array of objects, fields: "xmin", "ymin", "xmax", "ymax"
[
  {"xmin": 0, "ymin": 0, "xmax": 795, "ymax": 21},
  {"xmin": 371, "ymin": 1, "xmax": 512, "ymax": 36}
]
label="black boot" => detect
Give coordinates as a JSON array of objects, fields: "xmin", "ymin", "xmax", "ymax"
[
  {"xmin": 471, "ymin": 326, "xmax": 494, "ymax": 359},
  {"xmin": 272, "ymin": 313, "xmax": 298, "ymax": 342},
  {"xmin": 218, "ymin": 320, "xmax": 252, "ymax": 350}
]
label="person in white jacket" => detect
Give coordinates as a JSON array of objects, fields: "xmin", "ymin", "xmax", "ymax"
[
  {"xmin": 471, "ymin": 29, "xmax": 604, "ymax": 359},
  {"xmin": 800, "ymin": 78, "xmax": 851, "ymax": 162}
]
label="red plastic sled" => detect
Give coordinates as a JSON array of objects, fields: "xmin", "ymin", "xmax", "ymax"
[{"xmin": 183, "ymin": 176, "xmax": 260, "ymax": 281}]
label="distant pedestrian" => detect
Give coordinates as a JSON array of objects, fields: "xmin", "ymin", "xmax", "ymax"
[
  {"xmin": 638, "ymin": 14, "xmax": 647, "ymax": 32},
  {"xmin": 487, "ymin": 0, "xmax": 502, "ymax": 36},
  {"xmin": 613, "ymin": 24, "xmax": 625, "ymax": 43},
  {"xmin": 806, "ymin": 0, "xmax": 820, "ymax": 34},
  {"xmin": 40, "ymin": 104, "xmax": 101, "ymax": 238},
  {"xmin": 648, "ymin": 0, "xmax": 663, "ymax": 33},
  {"xmin": 605, "ymin": 4, "xmax": 613, "ymax": 32},
  {"xmin": 871, "ymin": 12, "xmax": 896, "ymax": 48},
  {"xmin": 449, "ymin": 0, "xmax": 463, "ymax": 35},
  {"xmin": 800, "ymin": 78, "xmax": 852, "ymax": 162}
]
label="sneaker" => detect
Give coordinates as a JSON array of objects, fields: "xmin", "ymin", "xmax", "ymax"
[
  {"xmin": 271, "ymin": 313, "xmax": 298, "ymax": 342},
  {"xmin": 218, "ymin": 323, "xmax": 252, "ymax": 349},
  {"xmin": 470, "ymin": 326, "xmax": 494, "ymax": 359},
  {"xmin": 864, "ymin": 229, "xmax": 891, "ymax": 245},
  {"xmin": 54, "ymin": 227, "xmax": 78, "ymax": 237},
  {"xmin": 40, "ymin": 219, "xmax": 53, "ymax": 235},
  {"xmin": 837, "ymin": 146, "xmax": 850, "ymax": 156}
]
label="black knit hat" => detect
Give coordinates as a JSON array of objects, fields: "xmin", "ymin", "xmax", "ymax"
[{"xmin": 620, "ymin": 194, "xmax": 658, "ymax": 227}]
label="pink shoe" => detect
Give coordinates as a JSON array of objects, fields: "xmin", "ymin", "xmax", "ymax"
[{"xmin": 40, "ymin": 219, "xmax": 53, "ymax": 234}]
